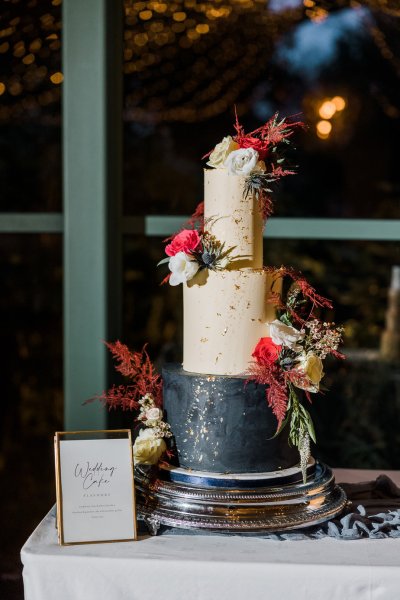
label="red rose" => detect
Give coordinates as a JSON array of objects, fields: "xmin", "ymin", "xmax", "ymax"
[
  {"xmin": 252, "ymin": 337, "xmax": 281, "ymax": 366},
  {"xmin": 238, "ymin": 136, "xmax": 269, "ymax": 160},
  {"xmin": 165, "ymin": 229, "xmax": 201, "ymax": 257}
]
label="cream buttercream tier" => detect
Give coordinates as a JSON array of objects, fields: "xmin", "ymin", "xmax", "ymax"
[
  {"xmin": 204, "ymin": 168, "xmax": 263, "ymax": 269},
  {"xmin": 183, "ymin": 269, "xmax": 278, "ymax": 375}
]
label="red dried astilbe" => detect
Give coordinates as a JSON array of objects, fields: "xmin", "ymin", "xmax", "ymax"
[
  {"xmin": 95, "ymin": 385, "xmax": 141, "ymax": 412},
  {"xmin": 247, "ymin": 362, "xmax": 288, "ymax": 428},
  {"xmin": 233, "ymin": 109, "xmax": 305, "ymax": 150},
  {"xmin": 270, "ymin": 164, "xmax": 296, "ymax": 180},
  {"xmin": 264, "ymin": 266, "xmax": 332, "ymax": 324},
  {"xmin": 96, "ymin": 342, "xmax": 163, "ymax": 410},
  {"xmin": 258, "ymin": 191, "xmax": 274, "ymax": 221},
  {"xmin": 186, "ymin": 201, "xmax": 204, "ymax": 233}
]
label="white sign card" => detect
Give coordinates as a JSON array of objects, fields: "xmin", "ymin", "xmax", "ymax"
[{"xmin": 55, "ymin": 430, "xmax": 137, "ymax": 545}]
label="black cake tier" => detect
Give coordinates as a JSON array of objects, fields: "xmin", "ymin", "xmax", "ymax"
[{"xmin": 162, "ymin": 364, "xmax": 298, "ymax": 473}]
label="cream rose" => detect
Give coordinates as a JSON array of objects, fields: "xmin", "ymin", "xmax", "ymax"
[
  {"xmin": 269, "ymin": 319, "xmax": 304, "ymax": 351},
  {"xmin": 168, "ymin": 251, "xmax": 199, "ymax": 286},
  {"xmin": 207, "ymin": 136, "xmax": 239, "ymax": 168},
  {"xmin": 294, "ymin": 353, "xmax": 324, "ymax": 393},
  {"xmin": 133, "ymin": 428, "xmax": 167, "ymax": 465},
  {"xmin": 224, "ymin": 147, "xmax": 259, "ymax": 175},
  {"xmin": 145, "ymin": 407, "xmax": 163, "ymax": 424}
]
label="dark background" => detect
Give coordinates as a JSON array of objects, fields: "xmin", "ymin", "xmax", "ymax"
[{"xmin": 1, "ymin": 0, "xmax": 400, "ymax": 598}]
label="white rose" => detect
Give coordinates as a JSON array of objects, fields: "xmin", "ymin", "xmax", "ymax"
[
  {"xmin": 224, "ymin": 147, "xmax": 259, "ymax": 175},
  {"xmin": 145, "ymin": 407, "xmax": 163, "ymax": 424},
  {"xmin": 269, "ymin": 319, "xmax": 304, "ymax": 351},
  {"xmin": 133, "ymin": 428, "xmax": 167, "ymax": 465},
  {"xmin": 293, "ymin": 353, "xmax": 324, "ymax": 393},
  {"xmin": 168, "ymin": 252, "xmax": 199, "ymax": 286},
  {"xmin": 207, "ymin": 136, "xmax": 239, "ymax": 168}
]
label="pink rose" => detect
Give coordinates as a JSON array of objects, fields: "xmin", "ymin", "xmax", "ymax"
[{"xmin": 165, "ymin": 229, "xmax": 201, "ymax": 257}]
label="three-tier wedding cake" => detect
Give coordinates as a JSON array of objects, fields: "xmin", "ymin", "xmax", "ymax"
[
  {"xmin": 100, "ymin": 113, "xmax": 346, "ymax": 532},
  {"xmin": 160, "ymin": 114, "xmax": 314, "ymax": 475}
]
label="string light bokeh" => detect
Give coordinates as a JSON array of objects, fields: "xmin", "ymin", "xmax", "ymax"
[{"xmin": 1, "ymin": 0, "xmax": 400, "ymax": 127}]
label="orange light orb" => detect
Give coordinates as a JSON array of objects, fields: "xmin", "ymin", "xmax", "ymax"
[
  {"xmin": 318, "ymin": 101, "xmax": 336, "ymax": 119},
  {"xmin": 332, "ymin": 96, "xmax": 346, "ymax": 111},
  {"xmin": 316, "ymin": 120, "xmax": 332, "ymax": 139}
]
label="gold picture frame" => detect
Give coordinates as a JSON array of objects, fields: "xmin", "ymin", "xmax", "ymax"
[{"xmin": 54, "ymin": 429, "xmax": 137, "ymax": 545}]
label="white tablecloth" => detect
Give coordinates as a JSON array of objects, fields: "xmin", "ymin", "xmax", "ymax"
[{"xmin": 21, "ymin": 470, "xmax": 400, "ymax": 600}]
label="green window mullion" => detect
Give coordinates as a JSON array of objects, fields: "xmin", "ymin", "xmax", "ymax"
[{"xmin": 62, "ymin": 0, "xmax": 122, "ymax": 429}]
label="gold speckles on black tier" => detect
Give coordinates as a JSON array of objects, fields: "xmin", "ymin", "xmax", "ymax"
[{"xmin": 162, "ymin": 364, "xmax": 298, "ymax": 473}]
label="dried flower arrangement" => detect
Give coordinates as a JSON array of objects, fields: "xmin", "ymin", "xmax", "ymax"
[
  {"xmin": 248, "ymin": 267, "xmax": 344, "ymax": 481},
  {"xmin": 158, "ymin": 111, "xmax": 304, "ymax": 286},
  {"xmin": 93, "ymin": 342, "xmax": 172, "ymax": 465}
]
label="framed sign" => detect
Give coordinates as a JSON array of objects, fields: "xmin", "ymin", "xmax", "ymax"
[{"xmin": 54, "ymin": 429, "xmax": 137, "ymax": 545}]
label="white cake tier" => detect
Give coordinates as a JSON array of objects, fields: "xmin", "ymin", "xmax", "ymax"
[
  {"xmin": 183, "ymin": 269, "xmax": 278, "ymax": 375},
  {"xmin": 204, "ymin": 168, "xmax": 263, "ymax": 269}
]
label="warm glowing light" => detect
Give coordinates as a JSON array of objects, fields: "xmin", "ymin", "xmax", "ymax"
[
  {"xmin": 139, "ymin": 10, "xmax": 152, "ymax": 21},
  {"xmin": 187, "ymin": 29, "xmax": 200, "ymax": 40},
  {"xmin": 173, "ymin": 12, "xmax": 187, "ymax": 22},
  {"xmin": 196, "ymin": 24, "xmax": 209, "ymax": 34},
  {"xmin": 0, "ymin": 82, "xmax": 5, "ymax": 96},
  {"xmin": 316, "ymin": 120, "xmax": 332, "ymax": 139},
  {"xmin": 50, "ymin": 71, "xmax": 63, "ymax": 84},
  {"xmin": 29, "ymin": 39, "xmax": 42, "ymax": 52},
  {"xmin": 134, "ymin": 33, "xmax": 148, "ymax": 47},
  {"xmin": 332, "ymin": 96, "xmax": 346, "ymax": 111},
  {"xmin": 22, "ymin": 53, "xmax": 35, "ymax": 65},
  {"xmin": 318, "ymin": 101, "xmax": 336, "ymax": 119},
  {"xmin": 153, "ymin": 2, "xmax": 167, "ymax": 13},
  {"xmin": 9, "ymin": 81, "xmax": 22, "ymax": 96}
]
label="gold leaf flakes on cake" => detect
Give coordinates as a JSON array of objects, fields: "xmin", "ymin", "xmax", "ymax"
[
  {"xmin": 200, "ymin": 337, "xmax": 208, "ymax": 342},
  {"xmin": 235, "ymin": 285, "xmax": 240, "ymax": 290}
]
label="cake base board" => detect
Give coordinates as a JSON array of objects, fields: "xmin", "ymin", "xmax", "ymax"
[{"xmin": 135, "ymin": 461, "xmax": 347, "ymax": 535}]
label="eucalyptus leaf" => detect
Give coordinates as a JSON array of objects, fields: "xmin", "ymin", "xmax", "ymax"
[
  {"xmin": 270, "ymin": 415, "xmax": 289, "ymax": 439},
  {"xmin": 307, "ymin": 417, "xmax": 317, "ymax": 444},
  {"xmin": 280, "ymin": 313, "xmax": 292, "ymax": 326}
]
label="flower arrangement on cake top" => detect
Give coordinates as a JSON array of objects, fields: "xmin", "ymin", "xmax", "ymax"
[
  {"xmin": 249, "ymin": 267, "xmax": 344, "ymax": 482},
  {"xmin": 158, "ymin": 112, "xmax": 304, "ymax": 286},
  {"xmin": 206, "ymin": 111, "xmax": 304, "ymax": 218},
  {"xmin": 157, "ymin": 228, "xmax": 235, "ymax": 286}
]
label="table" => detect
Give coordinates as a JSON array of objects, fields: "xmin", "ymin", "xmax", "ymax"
[{"xmin": 21, "ymin": 469, "xmax": 400, "ymax": 600}]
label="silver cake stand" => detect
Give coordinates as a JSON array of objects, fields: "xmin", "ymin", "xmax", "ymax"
[{"xmin": 135, "ymin": 460, "xmax": 347, "ymax": 535}]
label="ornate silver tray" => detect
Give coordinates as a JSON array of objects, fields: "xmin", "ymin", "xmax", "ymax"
[{"xmin": 135, "ymin": 460, "xmax": 347, "ymax": 535}]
